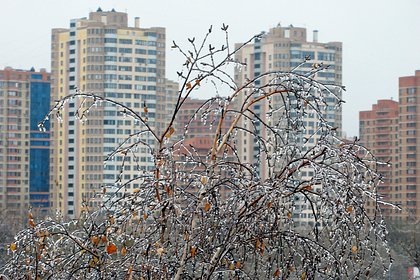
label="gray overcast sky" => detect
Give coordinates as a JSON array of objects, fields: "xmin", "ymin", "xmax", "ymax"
[{"xmin": 1, "ymin": 0, "xmax": 420, "ymax": 136}]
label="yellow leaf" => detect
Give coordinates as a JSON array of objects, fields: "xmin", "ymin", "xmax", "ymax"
[
  {"xmin": 133, "ymin": 188, "xmax": 139, "ymax": 193},
  {"xmin": 351, "ymin": 245, "xmax": 358, "ymax": 253},
  {"xmin": 165, "ymin": 127, "xmax": 175, "ymax": 139},
  {"xmin": 301, "ymin": 271, "xmax": 307, "ymax": 280},
  {"xmin": 204, "ymin": 202, "xmax": 211, "ymax": 212},
  {"xmin": 106, "ymin": 243, "xmax": 117, "ymax": 255},
  {"xmin": 201, "ymin": 177, "xmax": 207, "ymax": 184},
  {"xmin": 10, "ymin": 243, "xmax": 17, "ymax": 251},
  {"xmin": 121, "ymin": 247, "xmax": 127, "ymax": 256},
  {"xmin": 229, "ymin": 263, "xmax": 235, "ymax": 270}
]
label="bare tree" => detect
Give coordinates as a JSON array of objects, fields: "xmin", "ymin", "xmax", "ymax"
[{"xmin": 1, "ymin": 26, "xmax": 392, "ymax": 279}]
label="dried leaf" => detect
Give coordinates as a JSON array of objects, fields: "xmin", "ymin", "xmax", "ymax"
[
  {"xmin": 106, "ymin": 243, "xmax": 117, "ymax": 254},
  {"xmin": 91, "ymin": 236, "xmax": 99, "ymax": 246},
  {"xmin": 28, "ymin": 213, "xmax": 33, "ymax": 219},
  {"xmin": 351, "ymin": 245, "xmax": 358, "ymax": 253},
  {"xmin": 143, "ymin": 213, "xmax": 148, "ymax": 220},
  {"xmin": 109, "ymin": 216, "xmax": 115, "ymax": 225},
  {"xmin": 287, "ymin": 212, "xmax": 292, "ymax": 219},
  {"xmin": 255, "ymin": 239, "xmax": 260, "ymax": 250},
  {"xmin": 156, "ymin": 247, "xmax": 164, "ymax": 256},
  {"xmin": 346, "ymin": 206, "xmax": 353, "ymax": 213},
  {"xmin": 201, "ymin": 177, "xmax": 207, "ymax": 184},
  {"xmin": 133, "ymin": 188, "xmax": 139, "ymax": 193},
  {"xmin": 267, "ymin": 201, "xmax": 273, "ymax": 208},
  {"xmin": 101, "ymin": 235, "xmax": 107, "ymax": 243},
  {"xmin": 121, "ymin": 247, "xmax": 127, "ymax": 256},
  {"xmin": 186, "ymin": 82, "xmax": 192, "ymax": 90},
  {"xmin": 190, "ymin": 247, "xmax": 197, "ymax": 257},
  {"xmin": 274, "ymin": 269, "xmax": 281, "ymax": 277},
  {"xmin": 235, "ymin": 261, "xmax": 241, "ymax": 268},
  {"xmin": 10, "ymin": 243, "xmax": 17, "ymax": 251},
  {"xmin": 195, "ymin": 79, "xmax": 201, "ymax": 86},
  {"xmin": 29, "ymin": 219, "xmax": 35, "ymax": 228},
  {"xmin": 204, "ymin": 202, "xmax": 211, "ymax": 212},
  {"xmin": 165, "ymin": 127, "xmax": 175, "ymax": 139},
  {"xmin": 301, "ymin": 271, "xmax": 307, "ymax": 280}
]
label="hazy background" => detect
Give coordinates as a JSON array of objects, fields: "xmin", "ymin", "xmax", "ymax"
[{"xmin": 1, "ymin": 0, "xmax": 419, "ymax": 136}]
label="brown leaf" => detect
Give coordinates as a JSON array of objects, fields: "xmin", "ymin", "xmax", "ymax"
[
  {"xmin": 346, "ymin": 206, "xmax": 353, "ymax": 213},
  {"xmin": 109, "ymin": 216, "xmax": 115, "ymax": 225},
  {"xmin": 121, "ymin": 247, "xmax": 127, "ymax": 256},
  {"xmin": 235, "ymin": 261, "xmax": 241, "ymax": 268},
  {"xmin": 195, "ymin": 79, "xmax": 201, "ymax": 86},
  {"xmin": 165, "ymin": 127, "xmax": 175, "ymax": 139},
  {"xmin": 91, "ymin": 236, "xmax": 100, "ymax": 246},
  {"xmin": 28, "ymin": 213, "xmax": 33, "ymax": 219},
  {"xmin": 204, "ymin": 202, "xmax": 211, "ymax": 212},
  {"xmin": 267, "ymin": 201, "xmax": 273, "ymax": 208},
  {"xmin": 101, "ymin": 235, "xmax": 107, "ymax": 243},
  {"xmin": 274, "ymin": 269, "xmax": 281, "ymax": 277},
  {"xmin": 29, "ymin": 219, "xmax": 35, "ymax": 228},
  {"xmin": 255, "ymin": 239, "xmax": 260, "ymax": 250},
  {"xmin": 106, "ymin": 243, "xmax": 117, "ymax": 254},
  {"xmin": 287, "ymin": 212, "xmax": 292, "ymax": 219},
  {"xmin": 186, "ymin": 82, "xmax": 192, "ymax": 90},
  {"xmin": 301, "ymin": 271, "xmax": 307, "ymax": 280},
  {"xmin": 190, "ymin": 247, "xmax": 197, "ymax": 257},
  {"xmin": 351, "ymin": 245, "xmax": 358, "ymax": 253}
]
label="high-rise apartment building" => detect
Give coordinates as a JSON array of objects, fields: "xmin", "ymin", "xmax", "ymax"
[
  {"xmin": 397, "ymin": 71, "xmax": 420, "ymax": 220},
  {"xmin": 359, "ymin": 100, "xmax": 399, "ymax": 217},
  {"xmin": 234, "ymin": 24, "xmax": 343, "ymax": 180},
  {"xmin": 234, "ymin": 25, "xmax": 342, "ymax": 227},
  {"xmin": 0, "ymin": 67, "xmax": 50, "ymax": 217},
  {"xmin": 50, "ymin": 9, "xmax": 169, "ymax": 218}
]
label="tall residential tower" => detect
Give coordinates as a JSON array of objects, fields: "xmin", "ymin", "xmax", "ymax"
[
  {"xmin": 0, "ymin": 67, "xmax": 50, "ymax": 217},
  {"xmin": 50, "ymin": 9, "xmax": 168, "ymax": 218}
]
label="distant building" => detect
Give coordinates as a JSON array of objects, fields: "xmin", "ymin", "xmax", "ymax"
[
  {"xmin": 0, "ymin": 67, "xmax": 50, "ymax": 216},
  {"xmin": 50, "ymin": 9, "xmax": 174, "ymax": 218},
  {"xmin": 234, "ymin": 24, "xmax": 342, "ymax": 227},
  {"xmin": 234, "ymin": 24, "xmax": 342, "ymax": 180},
  {"xmin": 397, "ymin": 70, "xmax": 420, "ymax": 220},
  {"xmin": 359, "ymin": 99, "xmax": 399, "ymax": 218}
]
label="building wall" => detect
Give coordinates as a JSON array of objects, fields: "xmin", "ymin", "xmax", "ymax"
[
  {"xmin": 0, "ymin": 67, "xmax": 50, "ymax": 217},
  {"xmin": 359, "ymin": 99, "xmax": 399, "ymax": 218},
  {"xmin": 50, "ymin": 9, "xmax": 168, "ymax": 218},
  {"xmin": 398, "ymin": 70, "xmax": 420, "ymax": 220}
]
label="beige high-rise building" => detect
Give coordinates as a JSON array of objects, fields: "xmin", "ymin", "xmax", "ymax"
[
  {"xmin": 50, "ymin": 8, "xmax": 173, "ymax": 218},
  {"xmin": 234, "ymin": 24, "xmax": 342, "ymax": 227}
]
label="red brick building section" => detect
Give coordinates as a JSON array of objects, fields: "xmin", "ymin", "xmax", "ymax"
[{"xmin": 359, "ymin": 99, "xmax": 399, "ymax": 219}]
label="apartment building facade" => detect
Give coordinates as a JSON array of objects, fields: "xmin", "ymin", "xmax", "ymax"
[
  {"xmin": 50, "ymin": 9, "xmax": 169, "ymax": 218},
  {"xmin": 0, "ymin": 67, "xmax": 50, "ymax": 217}
]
